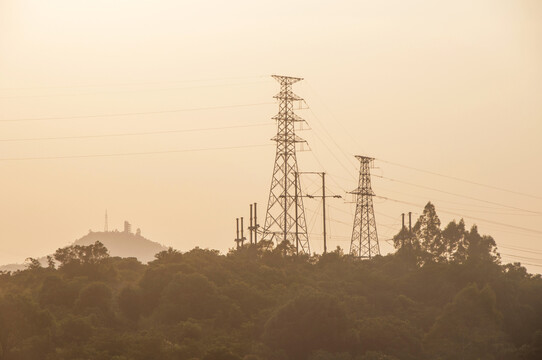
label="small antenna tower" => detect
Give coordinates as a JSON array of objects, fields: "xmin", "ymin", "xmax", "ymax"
[
  {"xmin": 105, "ymin": 210, "xmax": 108, "ymax": 232},
  {"xmin": 349, "ymin": 156, "xmax": 380, "ymax": 258}
]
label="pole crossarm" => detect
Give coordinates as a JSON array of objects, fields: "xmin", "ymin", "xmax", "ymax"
[{"xmin": 296, "ymin": 172, "xmax": 342, "ymax": 254}]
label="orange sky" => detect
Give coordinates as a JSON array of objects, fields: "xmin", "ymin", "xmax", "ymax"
[{"xmin": 0, "ymin": 0, "xmax": 541, "ymax": 272}]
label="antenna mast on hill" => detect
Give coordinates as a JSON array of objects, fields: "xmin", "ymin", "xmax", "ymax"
[
  {"xmin": 104, "ymin": 210, "xmax": 108, "ymax": 232},
  {"xmin": 349, "ymin": 156, "xmax": 380, "ymax": 258},
  {"xmin": 262, "ymin": 75, "xmax": 310, "ymax": 254}
]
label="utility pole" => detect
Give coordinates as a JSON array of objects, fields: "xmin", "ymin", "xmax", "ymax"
[
  {"xmin": 401, "ymin": 213, "xmax": 405, "ymax": 248},
  {"xmin": 254, "ymin": 203, "xmax": 259, "ymax": 244},
  {"xmin": 322, "ymin": 173, "xmax": 327, "ymax": 254},
  {"xmin": 298, "ymin": 172, "xmax": 342, "ymax": 254},
  {"xmin": 247, "ymin": 203, "xmax": 260, "ymax": 245},
  {"xmin": 241, "ymin": 217, "xmax": 246, "ymax": 247},
  {"xmin": 235, "ymin": 218, "xmax": 240, "ymax": 249},
  {"xmin": 349, "ymin": 156, "xmax": 380, "ymax": 259},
  {"xmin": 295, "ymin": 172, "xmax": 299, "ymax": 255},
  {"xmin": 262, "ymin": 75, "xmax": 310, "ymax": 254},
  {"xmin": 249, "ymin": 204, "xmax": 253, "ymax": 244},
  {"xmin": 234, "ymin": 218, "xmax": 246, "ymax": 249}
]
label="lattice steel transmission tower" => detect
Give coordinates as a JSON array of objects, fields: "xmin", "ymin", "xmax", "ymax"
[
  {"xmin": 262, "ymin": 75, "xmax": 310, "ymax": 254},
  {"xmin": 350, "ymin": 156, "xmax": 380, "ymax": 258}
]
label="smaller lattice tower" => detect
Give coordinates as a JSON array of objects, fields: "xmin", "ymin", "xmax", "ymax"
[{"xmin": 349, "ymin": 156, "xmax": 380, "ymax": 258}]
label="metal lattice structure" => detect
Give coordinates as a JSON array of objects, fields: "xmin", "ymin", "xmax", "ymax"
[
  {"xmin": 350, "ymin": 156, "xmax": 380, "ymax": 258},
  {"xmin": 262, "ymin": 75, "xmax": 310, "ymax": 254}
]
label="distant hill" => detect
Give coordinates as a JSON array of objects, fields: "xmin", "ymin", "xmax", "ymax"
[
  {"xmin": 73, "ymin": 229, "xmax": 167, "ymax": 263},
  {"xmin": 0, "ymin": 222, "xmax": 167, "ymax": 272}
]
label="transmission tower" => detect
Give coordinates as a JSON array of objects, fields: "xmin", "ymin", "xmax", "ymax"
[
  {"xmin": 350, "ymin": 156, "xmax": 380, "ymax": 258},
  {"xmin": 262, "ymin": 75, "xmax": 310, "ymax": 254}
]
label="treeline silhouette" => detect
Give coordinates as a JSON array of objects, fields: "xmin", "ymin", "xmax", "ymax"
[{"xmin": 0, "ymin": 202, "xmax": 541, "ymax": 360}]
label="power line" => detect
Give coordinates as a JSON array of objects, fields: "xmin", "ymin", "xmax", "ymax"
[
  {"xmin": 511, "ymin": 262, "xmax": 542, "ymax": 268},
  {"xmin": 0, "ymin": 80, "xmax": 271, "ymax": 100},
  {"xmin": 374, "ymin": 174, "xmax": 541, "ymax": 215},
  {"xmin": 376, "ymin": 189, "xmax": 542, "ymax": 239},
  {"xmin": 304, "ymin": 105, "xmax": 359, "ymax": 178},
  {"xmin": 0, "ymin": 102, "xmax": 274, "ymax": 123},
  {"xmin": 304, "ymin": 80, "xmax": 366, "ymax": 157},
  {"xmin": 499, "ymin": 245, "xmax": 542, "ymax": 255},
  {"xmin": 377, "ymin": 158, "xmax": 542, "ymax": 200},
  {"xmin": 0, "ymin": 144, "xmax": 273, "ymax": 162},
  {"xmin": 376, "ymin": 195, "xmax": 542, "ymax": 235},
  {"xmin": 307, "ymin": 143, "xmax": 349, "ymax": 194},
  {"xmin": 377, "ymin": 186, "xmax": 539, "ymax": 215},
  {"xmin": 502, "ymin": 253, "xmax": 542, "ymax": 262},
  {"xmin": 0, "ymin": 75, "xmax": 269, "ymax": 91},
  {"xmin": 0, "ymin": 123, "xmax": 274, "ymax": 142}
]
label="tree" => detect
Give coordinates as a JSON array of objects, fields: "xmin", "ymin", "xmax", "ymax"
[
  {"xmin": 54, "ymin": 241, "xmax": 109, "ymax": 268},
  {"xmin": 273, "ymin": 240, "xmax": 297, "ymax": 258},
  {"xmin": 46, "ymin": 255, "xmax": 55, "ymax": 269},
  {"xmin": 520, "ymin": 330, "xmax": 542, "ymax": 360},
  {"xmin": 465, "ymin": 225, "xmax": 500, "ymax": 264},
  {"xmin": 441, "ymin": 219, "xmax": 468, "ymax": 263},
  {"xmin": 356, "ymin": 316, "xmax": 423, "ymax": 360},
  {"xmin": 75, "ymin": 282, "xmax": 112, "ymax": 313},
  {"xmin": 58, "ymin": 316, "xmax": 93, "ymax": 344},
  {"xmin": 118, "ymin": 286, "xmax": 142, "ymax": 321},
  {"xmin": 24, "ymin": 258, "xmax": 43, "ymax": 271},
  {"xmin": 152, "ymin": 247, "xmax": 183, "ymax": 264},
  {"xmin": 0, "ymin": 294, "xmax": 53, "ymax": 360},
  {"xmin": 53, "ymin": 241, "xmax": 112, "ymax": 279},
  {"xmin": 203, "ymin": 347, "xmax": 242, "ymax": 360},
  {"xmin": 154, "ymin": 273, "xmax": 220, "ymax": 323},
  {"xmin": 38, "ymin": 275, "xmax": 78, "ymax": 308},
  {"xmin": 412, "ymin": 202, "xmax": 444, "ymax": 262},
  {"xmin": 263, "ymin": 292, "xmax": 353, "ymax": 360},
  {"xmin": 392, "ymin": 227, "xmax": 411, "ymax": 251},
  {"xmin": 426, "ymin": 283, "xmax": 506, "ymax": 359}
]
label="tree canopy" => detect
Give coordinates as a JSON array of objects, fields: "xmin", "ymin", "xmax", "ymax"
[{"xmin": 0, "ymin": 204, "xmax": 540, "ymax": 360}]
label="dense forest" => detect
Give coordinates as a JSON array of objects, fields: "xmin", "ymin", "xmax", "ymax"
[{"xmin": 0, "ymin": 203, "xmax": 541, "ymax": 360}]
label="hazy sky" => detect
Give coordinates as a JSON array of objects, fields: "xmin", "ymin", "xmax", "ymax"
[{"xmin": 1, "ymin": 0, "xmax": 541, "ymax": 272}]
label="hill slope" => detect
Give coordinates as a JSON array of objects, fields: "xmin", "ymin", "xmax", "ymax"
[
  {"xmin": 0, "ymin": 228, "xmax": 167, "ymax": 271},
  {"xmin": 73, "ymin": 230, "xmax": 167, "ymax": 263}
]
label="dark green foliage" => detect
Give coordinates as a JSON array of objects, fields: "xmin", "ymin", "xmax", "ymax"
[
  {"xmin": 118, "ymin": 286, "xmax": 142, "ymax": 321},
  {"xmin": 54, "ymin": 241, "xmax": 109, "ymax": 268},
  {"xmin": 76, "ymin": 282, "xmax": 112, "ymax": 312},
  {"xmin": 425, "ymin": 283, "xmax": 506, "ymax": 359},
  {"xmin": 0, "ymin": 209, "xmax": 540, "ymax": 360},
  {"xmin": 58, "ymin": 316, "xmax": 93, "ymax": 343},
  {"xmin": 356, "ymin": 316, "xmax": 423, "ymax": 359},
  {"xmin": 396, "ymin": 202, "xmax": 501, "ymax": 266},
  {"xmin": 203, "ymin": 347, "xmax": 242, "ymax": 360},
  {"xmin": 263, "ymin": 292, "xmax": 353, "ymax": 359},
  {"xmin": 39, "ymin": 275, "xmax": 78, "ymax": 308},
  {"xmin": 154, "ymin": 273, "xmax": 220, "ymax": 323},
  {"xmin": 0, "ymin": 294, "xmax": 53, "ymax": 359}
]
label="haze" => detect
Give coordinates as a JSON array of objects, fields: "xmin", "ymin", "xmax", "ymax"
[{"xmin": 0, "ymin": 0, "xmax": 540, "ymax": 272}]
